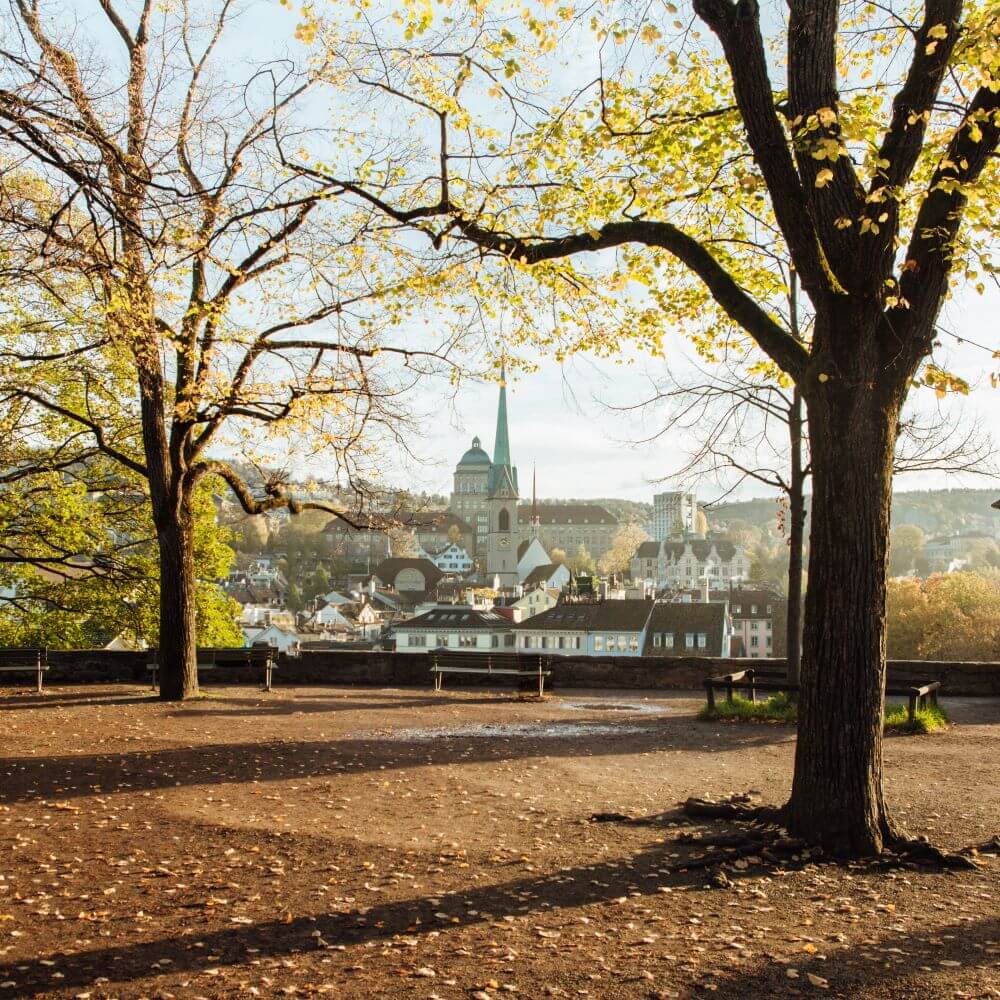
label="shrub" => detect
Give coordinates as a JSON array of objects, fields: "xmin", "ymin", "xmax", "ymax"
[{"xmin": 699, "ymin": 693, "xmax": 949, "ymax": 734}]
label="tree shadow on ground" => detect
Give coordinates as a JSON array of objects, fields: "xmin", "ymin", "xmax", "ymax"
[
  {"xmin": 162, "ymin": 693, "xmax": 520, "ymax": 718},
  {"xmin": 0, "ymin": 720, "xmax": 792, "ymax": 804},
  {"xmin": 709, "ymin": 915, "xmax": 1000, "ymax": 998},
  {"xmin": 0, "ymin": 693, "xmax": 159, "ymax": 710},
  {"xmin": 0, "ymin": 831, "xmax": 728, "ymax": 994},
  {"xmin": 0, "ymin": 817, "xmax": 993, "ymax": 998}
]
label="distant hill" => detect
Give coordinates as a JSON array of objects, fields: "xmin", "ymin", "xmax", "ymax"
[{"xmin": 704, "ymin": 488, "xmax": 1000, "ymax": 539}]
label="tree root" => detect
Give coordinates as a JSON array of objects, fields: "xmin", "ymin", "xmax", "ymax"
[
  {"xmin": 881, "ymin": 836, "xmax": 980, "ymax": 870},
  {"xmin": 592, "ymin": 795, "xmax": 993, "ymax": 876},
  {"xmin": 966, "ymin": 834, "xmax": 1000, "ymax": 856},
  {"xmin": 679, "ymin": 795, "xmax": 989, "ymax": 873},
  {"xmin": 682, "ymin": 794, "xmax": 786, "ymax": 825}
]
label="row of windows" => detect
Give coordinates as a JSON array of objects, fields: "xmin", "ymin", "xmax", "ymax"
[
  {"xmin": 437, "ymin": 634, "xmax": 483, "ymax": 647},
  {"xmin": 594, "ymin": 634, "xmax": 640, "ymax": 653},
  {"xmin": 733, "ymin": 604, "xmax": 772, "ymax": 615},
  {"xmin": 652, "ymin": 632, "xmax": 708, "ymax": 649},
  {"xmin": 403, "ymin": 633, "xmax": 514, "ymax": 648},
  {"xmin": 520, "ymin": 635, "xmax": 582, "ymax": 650}
]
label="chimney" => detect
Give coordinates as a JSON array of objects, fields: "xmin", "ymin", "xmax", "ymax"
[{"xmin": 701, "ymin": 576, "xmax": 710, "ymax": 603}]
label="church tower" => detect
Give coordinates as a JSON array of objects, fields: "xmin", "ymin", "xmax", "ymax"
[{"xmin": 485, "ymin": 367, "xmax": 520, "ymax": 588}]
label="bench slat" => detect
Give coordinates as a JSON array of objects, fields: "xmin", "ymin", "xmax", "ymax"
[
  {"xmin": 430, "ymin": 654, "xmax": 551, "ymax": 695},
  {"xmin": 0, "ymin": 648, "xmax": 48, "ymax": 692},
  {"xmin": 146, "ymin": 648, "xmax": 277, "ymax": 692}
]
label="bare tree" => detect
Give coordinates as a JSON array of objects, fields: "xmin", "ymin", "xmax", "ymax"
[{"xmin": 0, "ymin": 1, "xmax": 461, "ymax": 698}]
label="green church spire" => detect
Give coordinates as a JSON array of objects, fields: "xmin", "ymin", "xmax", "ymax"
[
  {"xmin": 493, "ymin": 363, "xmax": 511, "ymax": 468},
  {"xmin": 488, "ymin": 363, "xmax": 518, "ymax": 495}
]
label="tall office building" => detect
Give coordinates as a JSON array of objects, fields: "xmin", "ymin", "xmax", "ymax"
[{"xmin": 653, "ymin": 491, "xmax": 699, "ymax": 540}]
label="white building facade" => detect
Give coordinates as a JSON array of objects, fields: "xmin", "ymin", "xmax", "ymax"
[
  {"xmin": 631, "ymin": 539, "xmax": 750, "ymax": 589},
  {"xmin": 393, "ymin": 606, "xmax": 515, "ymax": 653}
]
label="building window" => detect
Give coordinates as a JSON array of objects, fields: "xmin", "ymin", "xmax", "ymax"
[
  {"xmin": 697, "ymin": 633, "xmax": 707, "ymax": 649},
  {"xmin": 653, "ymin": 633, "xmax": 662, "ymax": 648},
  {"xmin": 628, "ymin": 636, "xmax": 639, "ymax": 652},
  {"xmin": 498, "ymin": 509, "xmax": 510, "ymax": 531},
  {"xmin": 685, "ymin": 632, "xmax": 695, "ymax": 648},
  {"xmin": 437, "ymin": 634, "xmax": 449, "ymax": 647},
  {"xmin": 750, "ymin": 636, "xmax": 759, "ymax": 648},
  {"xmin": 663, "ymin": 633, "xmax": 674, "ymax": 649},
  {"xmin": 459, "ymin": 635, "xmax": 477, "ymax": 648},
  {"xmin": 408, "ymin": 634, "xmax": 426, "ymax": 647},
  {"xmin": 594, "ymin": 635, "xmax": 604, "ymax": 652}
]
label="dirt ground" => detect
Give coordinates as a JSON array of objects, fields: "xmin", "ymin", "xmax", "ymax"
[{"xmin": 0, "ymin": 684, "xmax": 997, "ymax": 1000}]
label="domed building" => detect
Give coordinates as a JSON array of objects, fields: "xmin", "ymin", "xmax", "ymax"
[
  {"xmin": 449, "ymin": 371, "xmax": 619, "ymax": 587},
  {"xmin": 449, "ymin": 372, "xmax": 520, "ymax": 585},
  {"xmin": 450, "ymin": 436, "xmax": 494, "ymax": 559}
]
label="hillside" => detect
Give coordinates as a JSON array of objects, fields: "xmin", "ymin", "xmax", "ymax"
[{"xmin": 705, "ymin": 488, "xmax": 1000, "ymax": 539}]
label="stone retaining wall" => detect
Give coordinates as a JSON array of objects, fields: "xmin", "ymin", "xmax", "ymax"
[{"xmin": 4, "ymin": 649, "xmax": 998, "ymax": 697}]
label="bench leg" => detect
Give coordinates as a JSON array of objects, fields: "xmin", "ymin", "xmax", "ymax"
[
  {"xmin": 538, "ymin": 669, "xmax": 543, "ymax": 698},
  {"xmin": 37, "ymin": 666, "xmax": 43, "ymax": 694},
  {"xmin": 705, "ymin": 683, "xmax": 715, "ymax": 712},
  {"xmin": 434, "ymin": 672, "xmax": 442, "ymax": 692},
  {"xmin": 264, "ymin": 665, "xmax": 272, "ymax": 692},
  {"xmin": 150, "ymin": 667, "xmax": 158, "ymax": 691},
  {"xmin": 908, "ymin": 693, "xmax": 917, "ymax": 725}
]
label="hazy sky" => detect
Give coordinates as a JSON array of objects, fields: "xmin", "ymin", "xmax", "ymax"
[
  {"xmin": 100, "ymin": 2, "xmax": 1000, "ymax": 506},
  {"xmin": 413, "ymin": 280, "xmax": 1000, "ymax": 504}
]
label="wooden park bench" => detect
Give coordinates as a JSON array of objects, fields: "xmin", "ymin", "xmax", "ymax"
[
  {"xmin": 430, "ymin": 651, "xmax": 552, "ymax": 697},
  {"xmin": 703, "ymin": 668, "xmax": 941, "ymax": 725},
  {"xmin": 0, "ymin": 647, "xmax": 49, "ymax": 693},
  {"xmin": 147, "ymin": 645, "xmax": 277, "ymax": 692}
]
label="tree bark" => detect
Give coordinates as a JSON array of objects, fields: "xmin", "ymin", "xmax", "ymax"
[
  {"xmin": 155, "ymin": 500, "xmax": 199, "ymax": 701},
  {"xmin": 788, "ymin": 381, "xmax": 901, "ymax": 855},
  {"xmin": 785, "ymin": 386, "xmax": 805, "ymax": 689}
]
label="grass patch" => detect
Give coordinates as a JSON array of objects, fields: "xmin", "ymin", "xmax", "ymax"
[
  {"xmin": 884, "ymin": 700, "xmax": 949, "ymax": 734},
  {"xmin": 697, "ymin": 691, "xmax": 797, "ymax": 723},
  {"xmin": 700, "ymin": 693, "xmax": 949, "ymax": 734}
]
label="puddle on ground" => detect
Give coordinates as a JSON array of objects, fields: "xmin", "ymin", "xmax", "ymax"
[
  {"xmin": 559, "ymin": 700, "xmax": 672, "ymax": 715},
  {"xmin": 366, "ymin": 721, "xmax": 653, "ymax": 741}
]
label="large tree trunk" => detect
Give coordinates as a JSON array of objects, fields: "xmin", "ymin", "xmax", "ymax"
[
  {"xmin": 785, "ymin": 385, "xmax": 805, "ymax": 689},
  {"xmin": 787, "ymin": 383, "xmax": 901, "ymax": 856},
  {"xmin": 155, "ymin": 501, "xmax": 199, "ymax": 701}
]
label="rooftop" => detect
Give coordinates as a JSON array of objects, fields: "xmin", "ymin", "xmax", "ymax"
[
  {"xmin": 401, "ymin": 607, "xmax": 513, "ymax": 630},
  {"xmin": 513, "ymin": 599, "xmax": 654, "ymax": 632},
  {"xmin": 516, "ymin": 504, "xmax": 618, "ymax": 526}
]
